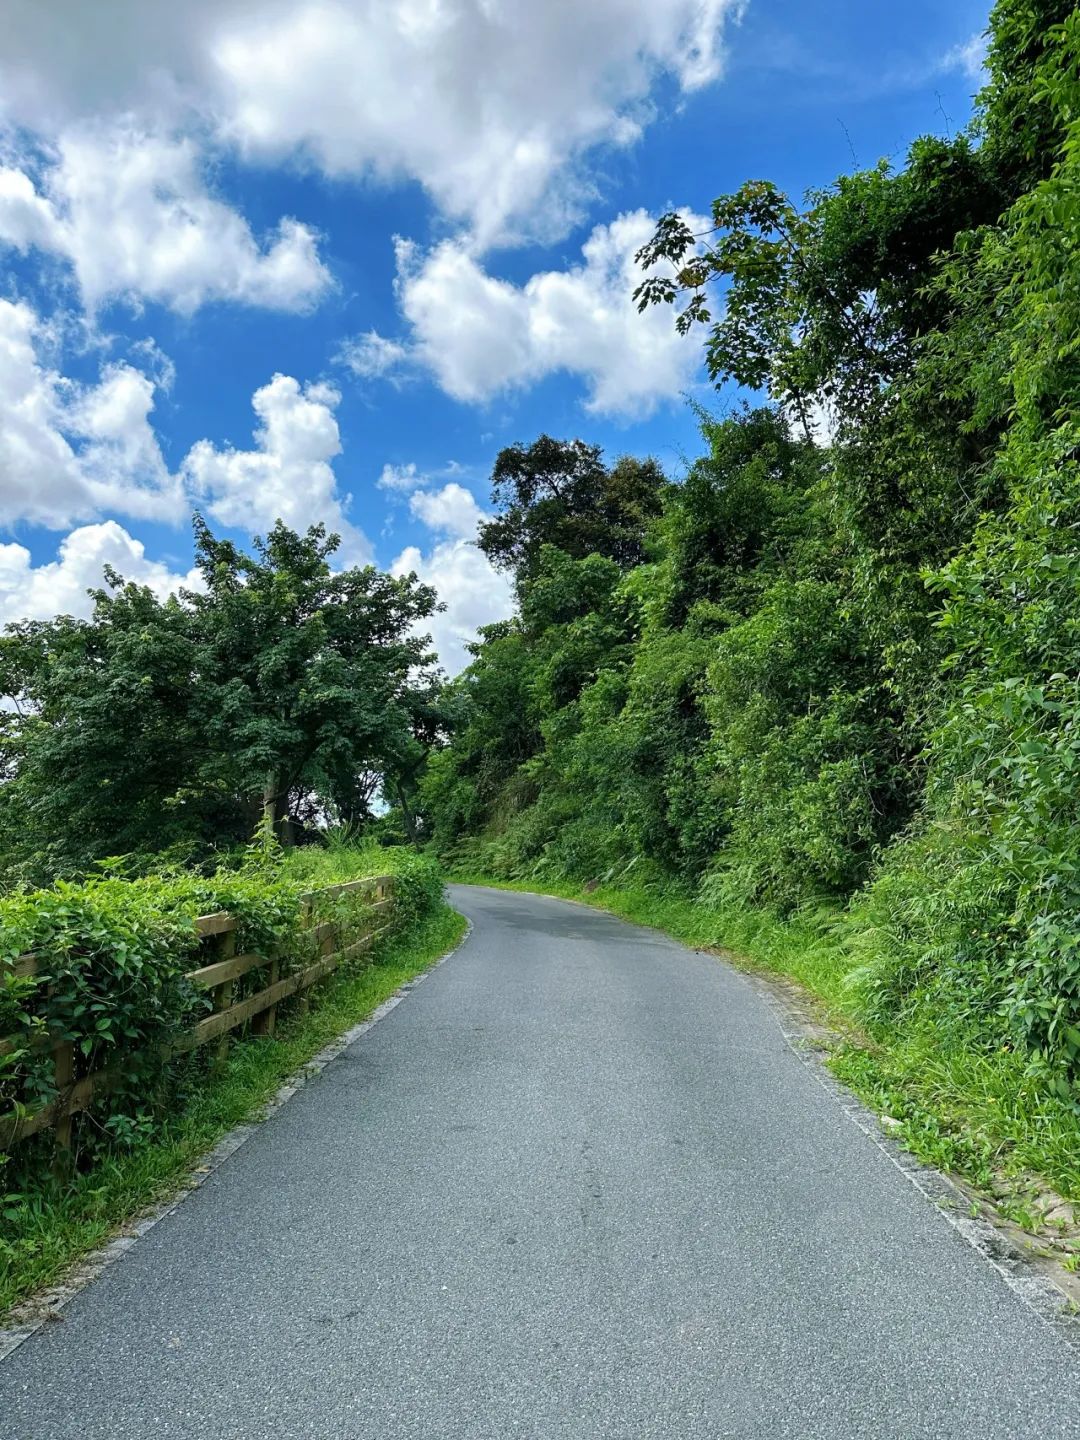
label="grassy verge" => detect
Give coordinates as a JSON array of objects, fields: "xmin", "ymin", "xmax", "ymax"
[
  {"xmin": 453, "ymin": 871, "xmax": 1080, "ymax": 1238},
  {"xmin": 1, "ymin": 899, "xmax": 466, "ymax": 1319}
]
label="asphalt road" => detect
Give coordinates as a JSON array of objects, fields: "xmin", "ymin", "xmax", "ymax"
[{"xmin": 2, "ymin": 884, "xmax": 1079, "ymax": 1439}]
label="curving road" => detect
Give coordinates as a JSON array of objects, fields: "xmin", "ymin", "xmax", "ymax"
[{"xmin": 1, "ymin": 884, "xmax": 1079, "ymax": 1438}]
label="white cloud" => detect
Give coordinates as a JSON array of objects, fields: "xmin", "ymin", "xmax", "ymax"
[
  {"xmin": 394, "ymin": 209, "xmax": 706, "ymax": 417},
  {"xmin": 391, "ymin": 476, "xmax": 509, "ymax": 673},
  {"xmin": 0, "ymin": 298, "xmax": 374, "ymax": 556},
  {"xmin": 409, "ymin": 482, "xmax": 487, "ymax": 540},
  {"xmin": 393, "ymin": 538, "xmax": 512, "ymax": 675},
  {"xmin": 0, "ymin": 300, "xmax": 373, "ymax": 568},
  {"xmin": 786, "ymin": 395, "xmax": 836, "ymax": 447},
  {"xmin": 377, "ymin": 462, "xmax": 428, "ymax": 493},
  {"xmin": 0, "ymin": 521, "xmax": 201, "ymax": 628},
  {"xmin": 181, "ymin": 372, "xmax": 372, "ymax": 562},
  {"xmin": 0, "ymin": 128, "xmax": 330, "ymax": 315},
  {"xmin": 942, "ymin": 33, "xmax": 987, "ymax": 83},
  {"xmin": 0, "ymin": 297, "xmax": 184, "ymax": 528},
  {"xmin": 338, "ymin": 330, "xmax": 412, "ymax": 384},
  {"xmin": 66, "ymin": 363, "xmax": 184, "ymax": 519},
  {"xmin": 0, "ymin": 163, "xmax": 57, "ymax": 251},
  {"xmin": 214, "ymin": 0, "xmax": 741, "ymax": 205},
  {"xmin": 0, "ymin": 0, "xmax": 744, "ymax": 244},
  {"xmin": 129, "ymin": 336, "xmax": 177, "ymax": 392}
]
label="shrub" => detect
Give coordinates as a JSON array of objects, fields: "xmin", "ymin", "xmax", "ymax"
[{"xmin": 0, "ymin": 846, "xmax": 442, "ymax": 1174}]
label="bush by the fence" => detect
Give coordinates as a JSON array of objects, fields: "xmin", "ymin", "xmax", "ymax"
[{"xmin": 0, "ymin": 847, "xmax": 442, "ymax": 1169}]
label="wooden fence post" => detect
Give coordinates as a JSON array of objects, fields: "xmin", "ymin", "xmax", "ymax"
[
  {"xmin": 251, "ymin": 953, "xmax": 279, "ymax": 1037},
  {"xmin": 52, "ymin": 1039, "xmax": 75, "ymax": 1172},
  {"xmin": 211, "ymin": 929, "xmax": 236, "ymax": 1074},
  {"xmin": 296, "ymin": 898, "xmax": 312, "ymax": 1018},
  {"xmin": 313, "ymin": 904, "xmax": 337, "ymax": 1007}
]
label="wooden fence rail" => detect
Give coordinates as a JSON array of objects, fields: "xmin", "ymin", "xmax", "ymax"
[{"xmin": 0, "ymin": 873, "xmax": 395, "ymax": 1156}]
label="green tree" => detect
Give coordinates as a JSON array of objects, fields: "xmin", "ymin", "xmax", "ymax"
[
  {"xmin": 0, "ymin": 519, "xmax": 442, "ymax": 882},
  {"xmin": 186, "ymin": 518, "xmax": 442, "ymax": 843},
  {"xmin": 0, "ymin": 585, "xmax": 207, "ymax": 881},
  {"xmin": 478, "ymin": 436, "xmax": 667, "ymax": 588}
]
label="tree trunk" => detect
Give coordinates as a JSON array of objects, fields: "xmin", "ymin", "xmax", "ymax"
[
  {"xmin": 261, "ymin": 772, "xmax": 293, "ymax": 846},
  {"xmin": 396, "ymin": 781, "xmax": 418, "ymax": 845}
]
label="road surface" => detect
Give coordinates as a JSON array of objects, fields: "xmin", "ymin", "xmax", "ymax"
[{"xmin": 1, "ymin": 884, "xmax": 1078, "ymax": 1438}]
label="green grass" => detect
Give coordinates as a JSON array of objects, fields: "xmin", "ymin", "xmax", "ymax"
[
  {"xmin": 0, "ymin": 901, "xmax": 466, "ymax": 1319},
  {"xmin": 278, "ymin": 835, "xmax": 402, "ymax": 885},
  {"xmin": 454, "ymin": 870, "xmax": 1080, "ymax": 1221}
]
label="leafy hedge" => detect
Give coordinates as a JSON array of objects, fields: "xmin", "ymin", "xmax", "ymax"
[{"xmin": 0, "ymin": 847, "xmax": 442, "ymax": 1168}]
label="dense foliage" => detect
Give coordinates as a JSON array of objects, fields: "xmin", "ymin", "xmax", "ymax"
[
  {"xmin": 0, "ymin": 519, "xmax": 444, "ymax": 883},
  {"xmin": 423, "ymin": 1, "xmax": 1080, "ymax": 1097},
  {"xmin": 477, "ymin": 436, "xmax": 668, "ymax": 588}
]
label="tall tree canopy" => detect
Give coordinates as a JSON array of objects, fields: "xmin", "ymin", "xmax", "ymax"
[{"xmin": 478, "ymin": 435, "xmax": 667, "ymax": 588}]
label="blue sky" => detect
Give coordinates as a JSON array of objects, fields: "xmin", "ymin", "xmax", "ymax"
[{"xmin": 0, "ymin": 0, "xmax": 989, "ymax": 670}]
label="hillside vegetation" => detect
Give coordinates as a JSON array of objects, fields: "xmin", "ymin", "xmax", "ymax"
[{"xmin": 420, "ymin": 1, "xmax": 1080, "ymax": 1195}]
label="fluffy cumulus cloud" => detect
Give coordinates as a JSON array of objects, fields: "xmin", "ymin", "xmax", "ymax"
[
  {"xmin": 0, "ymin": 521, "xmax": 202, "ymax": 628},
  {"xmin": 0, "ymin": 297, "xmax": 184, "ymax": 528},
  {"xmin": 409, "ymin": 482, "xmax": 488, "ymax": 539},
  {"xmin": 392, "ymin": 209, "xmax": 706, "ymax": 417},
  {"xmin": 0, "ymin": 0, "xmax": 743, "ymax": 244},
  {"xmin": 182, "ymin": 373, "xmax": 372, "ymax": 562},
  {"xmin": 0, "ymin": 129, "xmax": 330, "ymax": 315},
  {"xmin": 389, "ymin": 475, "xmax": 510, "ymax": 673},
  {"xmin": 394, "ymin": 537, "xmax": 512, "ymax": 675},
  {"xmin": 0, "ymin": 298, "xmax": 369, "ymax": 567}
]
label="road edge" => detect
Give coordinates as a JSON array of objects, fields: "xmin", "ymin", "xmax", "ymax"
[{"xmin": 743, "ymin": 971, "xmax": 1080, "ymax": 1350}]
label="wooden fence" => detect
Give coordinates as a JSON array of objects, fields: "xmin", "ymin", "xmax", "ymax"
[{"xmin": 0, "ymin": 873, "xmax": 395, "ymax": 1157}]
